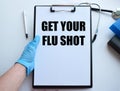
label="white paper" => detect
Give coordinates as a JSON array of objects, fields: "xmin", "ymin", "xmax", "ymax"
[{"xmin": 34, "ymin": 6, "xmax": 92, "ymax": 87}]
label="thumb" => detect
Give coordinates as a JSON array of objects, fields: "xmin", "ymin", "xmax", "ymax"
[{"xmin": 29, "ymin": 35, "xmax": 40, "ymax": 48}]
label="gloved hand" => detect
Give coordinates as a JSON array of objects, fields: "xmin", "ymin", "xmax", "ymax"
[{"xmin": 17, "ymin": 35, "xmax": 40, "ymax": 76}]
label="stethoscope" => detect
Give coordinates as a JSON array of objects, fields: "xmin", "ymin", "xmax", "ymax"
[
  {"xmin": 77, "ymin": 3, "xmax": 120, "ymax": 43},
  {"xmin": 91, "ymin": 7, "xmax": 120, "ymax": 42},
  {"xmin": 91, "ymin": 8, "xmax": 120, "ymax": 20}
]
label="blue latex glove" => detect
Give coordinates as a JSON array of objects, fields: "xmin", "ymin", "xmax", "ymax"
[{"xmin": 17, "ymin": 36, "xmax": 40, "ymax": 76}]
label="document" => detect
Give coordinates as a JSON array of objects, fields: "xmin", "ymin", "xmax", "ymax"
[{"xmin": 33, "ymin": 5, "xmax": 92, "ymax": 88}]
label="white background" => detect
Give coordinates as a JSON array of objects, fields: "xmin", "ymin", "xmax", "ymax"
[{"xmin": 0, "ymin": 0, "xmax": 120, "ymax": 91}]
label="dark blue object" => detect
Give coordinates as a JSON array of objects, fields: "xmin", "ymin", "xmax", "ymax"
[
  {"xmin": 108, "ymin": 35, "xmax": 120, "ymax": 54},
  {"xmin": 110, "ymin": 18, "xmax": 120, "ymax": 38}
]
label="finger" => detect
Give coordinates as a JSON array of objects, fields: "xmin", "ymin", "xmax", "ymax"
[{"xmin": 29, "ymin": 35, "xmax": 40, "ymax": 48}]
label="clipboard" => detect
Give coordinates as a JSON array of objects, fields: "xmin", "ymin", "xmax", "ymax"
[{"xmin": 33, "ymin": 5, "xmax": 92, "ymax": 88}]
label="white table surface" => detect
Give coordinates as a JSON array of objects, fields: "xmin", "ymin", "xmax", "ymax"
[{"xmin": 0, "ymin": 0, "xmax": 120, "ymax": 91}]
